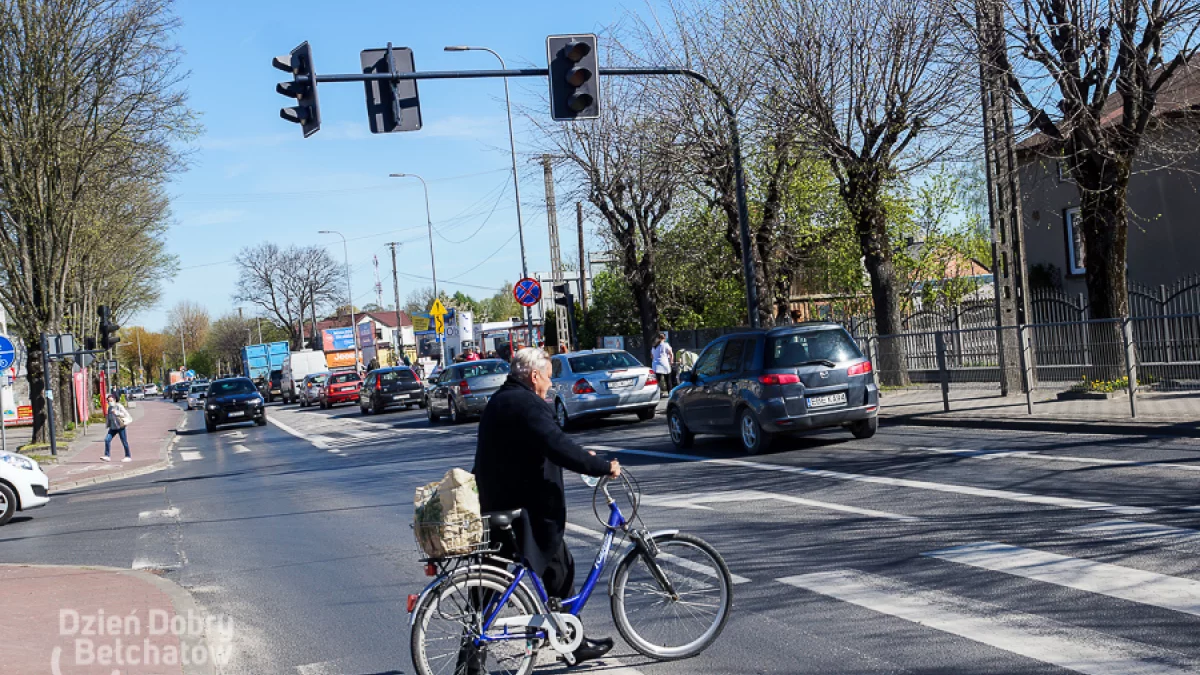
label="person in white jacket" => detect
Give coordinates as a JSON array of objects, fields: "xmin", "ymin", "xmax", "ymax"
[
  {"xmin": 103, "ymin": 394, "xmax": 132, "ymax": 462},
  {"xmin": 651, "ymin": 332, "xmax": 675, "ymax": 394}
]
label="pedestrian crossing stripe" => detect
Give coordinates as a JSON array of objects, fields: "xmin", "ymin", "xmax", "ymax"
[
  {"xmin": 179, "ymin": 451, "xmax": 202, "ymax": 462},
  {"xmin": 778, "ymin": 569, "xmax": 1200, "ymax": 675}
]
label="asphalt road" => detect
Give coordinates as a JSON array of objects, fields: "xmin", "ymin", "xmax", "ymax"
[{"xmin": 5, "ymin": 397, "xmax": 1200, "ymax": 674}]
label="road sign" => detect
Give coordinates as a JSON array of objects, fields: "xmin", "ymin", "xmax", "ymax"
[
  {"xmin": 429, "ymin": 298, "xmax": 448, "ymax": 318},
  {"xmin": 434, "ymin": 315, "xmax": 445, "ymax": 334},
  {"xmin": 186, "ymin": 369, "xmax": 196, "ymax": 378},
  {"xmin": 0, "ymin": 335, "xmax": 15, "ymax": 371},
  {"xmin": 513, "ymin": 278, "xmax": 542, "ymax": 307}
]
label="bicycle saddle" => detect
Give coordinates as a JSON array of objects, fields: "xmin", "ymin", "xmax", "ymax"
[{"xmin": 483, "ymin": 509, "xmax": 523, "ymax": 529}]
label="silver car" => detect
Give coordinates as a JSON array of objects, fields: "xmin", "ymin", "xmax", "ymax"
[
  {"xmin": 297, "ymin": 372, "xmax": 328, "ymax": 408},
  {"xmin": 426, "ymin": 360, "xmax": 509, "ymax": 424},
  {"xmin": 550, "ymin": 350, "xmax": 659, "ymax": 430},
  {"xmin": 185, "ymin": 382, "xmax": 210, "ymax": 410}
]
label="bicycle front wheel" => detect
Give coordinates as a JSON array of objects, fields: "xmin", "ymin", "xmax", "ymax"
[
  {"xmin": 610, "ymin": 532, "xmax": 733, "ymax": 660},
  {"xmin": 411, "ymin": 568, "xmax": 539, "ymax": 675}
]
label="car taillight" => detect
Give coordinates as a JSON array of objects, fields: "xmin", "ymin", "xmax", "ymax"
[
  {"xmin": 459, "ymin": 380, "xmax": 471, "ymax": 395},
  {"xmin": 646, "ymin": 374, "xmax": 658, "ymax": 387},
  {"xmin": 573, "ymin": 379, "xmax": 596, "ymax": 394},
  {"xmin": 375, "ymin": 378, "xmax": 382, "ymax": 391},
  {"xmin": 848, "ymin": 361, "xmax": 873, "ymax": 376},
  {"xmin": 759, "ymin": 373, "xmax": 800, "ymax": 385}
]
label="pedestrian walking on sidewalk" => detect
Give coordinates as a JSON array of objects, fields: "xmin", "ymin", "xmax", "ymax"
[
  {"xmin": 652, "ymin": 332, "xmax": 675, "ymax": 395},
  {"xmin": 103, "ymin": 395, "xmax": 133, "ymax": 462}
]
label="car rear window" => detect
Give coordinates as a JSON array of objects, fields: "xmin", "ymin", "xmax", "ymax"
[
  {"xmin": 568, "ymin": 352, "xmax": 641, "ymax": 373},
  {"xmin": 189, "ymin": 385, "xmax": 206, "ymax": 393},
  {"xmin": 767, "ymin": 329, "xmax": 862, "ymax": 367},
  {"xmin": 329, "ymin": 373, "xmax": 361, "ymax": 384},
  {"xmin": 460, "ymin": 361, "xmax": 510, "ymax": 379},
  {"xmin": 209, "ymin": 380, "xmax": 257, "ymax": 396},
  {"xmin": 306, "ymin": 374, "xmax": 327, "ymax": 384},
  {"xmin": 379, "ymin": 369, "xmax": 417, "ymax": 383}
]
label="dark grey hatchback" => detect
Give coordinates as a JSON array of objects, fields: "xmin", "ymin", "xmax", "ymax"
[{"xmin": 666, "ymin": 322, "xmax": 879, "ymax": 454}]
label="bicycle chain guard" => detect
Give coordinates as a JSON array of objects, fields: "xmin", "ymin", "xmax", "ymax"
[{"xmin": 492, "ymin": 613, "xmax": 584, "ymax": 655}]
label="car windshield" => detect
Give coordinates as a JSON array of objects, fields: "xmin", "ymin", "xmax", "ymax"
[
  {"xmin": 767, "ymin": 329, "xmax": 862, "ymax": 367},
  {"xmin": 189, "ymin": 385, "xmax": 206, "ymax": 393},
  {"xmin": 329, "ymin": 373, "xmax": 360, "ymax": 384},
  {"xmin": 568, "ymin": 352, "xmax": 641, "ymax": 373},
  {"xmin": 379, "ymin": 369, "xmax": 417, "ymax": 383},
  {"xmin": 460, "ymin": 361, "xmax": 509, "ymax": 379},
  {"xmin": 209, "ymin": 380, "xmax": 257, "ymax": 396}
]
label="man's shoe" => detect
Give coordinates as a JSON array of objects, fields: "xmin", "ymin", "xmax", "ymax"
[
  {"xmin": 101, "ymin": 455, "xmax": 110, "ymax": 462},
  {"xmin": 122, "ymin": 457, "xmax": 132, "ymax": 462},
  {"xmin": 571, "ymin": 636, "xmax": 614, "ymax": 664}
]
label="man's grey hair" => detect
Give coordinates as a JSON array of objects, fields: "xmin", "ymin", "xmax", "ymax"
[{"xmin": 511, "ymin": 347, "xmax": 551, "ymax": 383}]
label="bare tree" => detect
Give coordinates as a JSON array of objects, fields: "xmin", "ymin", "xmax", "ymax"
[
  {"xmin": 978, "ymin": 0, "xmax": 1200, "ymax": 322},
  {"xmin": 165, "ymin": 301, "xmax": 210, "ymax": 366},
  {"xmin": 536, "ymin": 73, "xmax": 680, "ymax": 361},
  {"xmin": 0, "ymin": 0, "xmax": 192, "ymax": 440},
  {"xmin": 233, "ymin": 244, "xmax": 341, "ymax": 349},
  {"xmin": 746, "ymin": 0, "xmax": 976, "ymax": 383}
]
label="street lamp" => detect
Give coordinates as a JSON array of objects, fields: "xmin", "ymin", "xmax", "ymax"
[
  {"xmin": 389, "ymin": 173, "xmax": 448, "ymax": 368},
  {"xmin": 318, "ymin": 230, "xmax": 363, "ymax": 370},
  {"xmin": 444, "ymin": 45, "xmax": 535, "ymax": 348}
]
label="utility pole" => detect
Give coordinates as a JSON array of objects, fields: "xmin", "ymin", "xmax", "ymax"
[
  {"xmin": 179, "ymin": 329, "xmax": 186, "ymax": 370},
  {"xmin": 977, "ymin": 0, "xmax": 1032, "ymax": 395},
  {"xmin": 542, "ymin": 155, "xmax": 570, "ymax": 351},
  {"xmin": 136, "ymin": 330, "xmax": 144, "ymax": 385},
  {"xmin": 577, "ymin": 201, "xmax": 588, "ymax": 313},
  {"xmin": 388, "ymin": 242, "xmax": 404, "ymax": 366}
]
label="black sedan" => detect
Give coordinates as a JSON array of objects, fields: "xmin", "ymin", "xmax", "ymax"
[
  {"xmin": 204, "ymin": 377, "xmax": 266, "ymax": 432},
  {"xmin": 359, "ymin": 367, "xmax": 424, "ymax": 415}
]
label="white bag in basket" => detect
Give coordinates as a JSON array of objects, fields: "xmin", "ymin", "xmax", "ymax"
[{"xmin": 414, "ymin": 468, "xmax": 482, "ymax": 558}]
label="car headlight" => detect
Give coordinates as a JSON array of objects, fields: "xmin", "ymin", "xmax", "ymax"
[
  {"xmin": 0, "ymin": 451, "xmax": 35, "ymax": 471},
  {"xmin": 207, "ymin": 403, "xmax": 218, "ymax": 410}
]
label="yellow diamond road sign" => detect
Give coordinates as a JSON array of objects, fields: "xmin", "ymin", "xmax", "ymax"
[{"xmin": 429, "ymin": 299, "xmax": 448, "ymax": 317}]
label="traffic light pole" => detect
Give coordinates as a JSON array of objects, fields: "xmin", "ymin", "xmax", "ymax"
[{"xmin": 304, "ymin": 66, "xmax": 761, "ymax": 329}]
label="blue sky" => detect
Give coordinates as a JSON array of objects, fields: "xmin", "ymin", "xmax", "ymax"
[{"xmin": 142, "ymin": 0, "xmax": 632, "ymax": 330}]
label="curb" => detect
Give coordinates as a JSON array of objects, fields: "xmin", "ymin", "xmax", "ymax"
[
  {"xmin": 880, "ymin": 413, "xmax": 1200, "ymax": 438},
  {"xmin": 1, "ymin": 563, "xmax": 217, "ymax": 675}
]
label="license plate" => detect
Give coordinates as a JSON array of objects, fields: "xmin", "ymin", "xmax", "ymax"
[
  {"xmin": 393, "ymin": 394, "xmax": 409, "ymax": 401},
  {"xmin": 228, "ymin": 410, "xmax": 245, "ymax": 417},
  {"xmin": 607, "ymin": 378, "xmax": 635, "ymax": 390},
  {"xmin": 807, "ymin": 393, "xmax": 847, "ymax": 408}
]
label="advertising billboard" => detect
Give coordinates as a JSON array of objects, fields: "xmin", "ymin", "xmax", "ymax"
[
  {"xmin": 322, "ymin": 327, "xmax": 356, "ymax": 351},
  {"xmin": 326, "ymin": 350, "xmax": 358, "ymax": 368},
  {"xmin": 357, "ymin": 321, "xmax": 376, "ymax": 348}
]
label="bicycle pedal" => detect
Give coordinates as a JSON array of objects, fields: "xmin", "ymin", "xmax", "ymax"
[{"xmin": 559, "ymin": 653, "xmax": 578, "ymax": 667}]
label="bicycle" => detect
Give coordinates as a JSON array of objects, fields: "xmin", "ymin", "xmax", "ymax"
[{"xmin": 408, "ymin": 470, "xmax": 733, "ymax": 675}]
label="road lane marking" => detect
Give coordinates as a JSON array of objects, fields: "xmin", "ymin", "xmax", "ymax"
[
  {"xmin": 922, "ymin": 447, "xmax": 1200, "ymax": 472},
  {"xmin": 138, "ymin": 507, "xmax": 180, "ymax": 523},
  {"xmin": 232, "ymin": 444, "xmax": 251, "ymax": 454},
  {"xmin": 564, "ymin": 523, "xmax": 751, "ymax": 585},
  {"xmin": 778, "ymin": 569, "xmax": 1200, "ymax": 675},
  {"xmin": 179, "ymin": 451, "xmax": 202, "ymax": 462},
  {"xmin": 267, "ymin": 414, "xmax": 330, "ymax": 448},
  {"xmin": 1063, "ymin": 520, "xmax": 1200, "ymax": 548},
  {"xmin": 588, "ymin": 445, "xmax": 1155, "ymax": 516},
  {"xmin": 641, "ymin": 489, "xmax": 919, "ymax": 522},
  {"xmin": 923, "ymin": 541, "xmax": 1200, "ymax": 617}
]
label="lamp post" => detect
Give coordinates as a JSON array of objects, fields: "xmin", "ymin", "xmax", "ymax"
[
  {"xmin": 444, "ymin": 45, "xmax": 535, "ymax": 348},
  {"xmin": 318, "ymin": 230, "xmax": 362, "ymax": 370},
  {"xmin": 389, "ymin": 173, "xmax": 448, "ymax": 368}
]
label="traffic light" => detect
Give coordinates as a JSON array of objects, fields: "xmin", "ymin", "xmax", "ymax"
[
  {"xmin": 546, "ymin": 34, "xmax": 600, "ymax": 120},
  {"xmin": 273, "ymin": 41, "xmax": 321, "ymax": 137},
  {"xmin": 97, "ymin": 305, "xmax": 120, "ymax": 350},
  {"xmin": 85, "ymin": 337, "xmax": 96, "ymax": 351},
  {"xmin": 360, "ymin": 44, "xmax": 422, "ymax": 133}
]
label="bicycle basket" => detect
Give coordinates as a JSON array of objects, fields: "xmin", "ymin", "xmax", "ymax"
[{"xmin": 413, "ymin": 516, "xmax": 490, "ymax": 559}]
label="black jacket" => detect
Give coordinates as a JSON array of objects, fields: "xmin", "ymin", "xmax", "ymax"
[{"xmin": 474, "ymin": 376, "xmax": 610, "ymax": 576}]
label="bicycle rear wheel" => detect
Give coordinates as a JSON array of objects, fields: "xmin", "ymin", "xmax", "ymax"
[
  {"xmin": 610, "ymin": 532, "xmax": 733, "ymax": 660},
  {"xmin": 411, "ymin": 568, "xmax": 539, "ymax": 675}
]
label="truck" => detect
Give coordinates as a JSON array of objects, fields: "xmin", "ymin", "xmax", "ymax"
[
  {"xmin": 241, "ymin": 341, "xmax": 290, "ymax": 401},
  {"xmin": 281, "ymin": 350, "xmax": 328, "ymax": 404}
]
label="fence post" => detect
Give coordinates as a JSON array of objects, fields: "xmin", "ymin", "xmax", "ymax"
[
  {"xmin": 1160, "ymin": 284, "xmax": 1174, "ymax": 363},
  {"xmin": 951, "ymin": 306, "xmax": 964, "ymax": 365},
  {"xmin": 935, "ymin": 331, "xmax": 950, "ymax": 412},
  {"xmin": 1018, "ymin": 324, "xmax": 1033, "ymax": 415},
  {"xmin": 1121, "ymin": 318, "xmax": 1138, "ymax": 419},
  {"xmin": 867, "ymin": 337, "xmax": 880, "ymax": 391}
]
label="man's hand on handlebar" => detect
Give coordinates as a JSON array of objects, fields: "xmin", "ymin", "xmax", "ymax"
[{"xmin": 609, "ymin": 459, "xmax": 621, "ymax": 479}]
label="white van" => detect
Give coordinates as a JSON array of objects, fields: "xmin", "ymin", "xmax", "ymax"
[{"xmin": 281, "ymin": 350, "xmax": 329, "ymax": 404}]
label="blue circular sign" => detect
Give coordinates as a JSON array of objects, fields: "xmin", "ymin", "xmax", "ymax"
[
  {"xmin": 513, "ymin": 278, "xmax": 542, "ymax": 307},
  {"xmin": 0, "ymin": 335, "xmax": 15, "ymax": 371},
  {"xmin": 185, "ymin": 369, "xmax": 196, "ymax": 378}
]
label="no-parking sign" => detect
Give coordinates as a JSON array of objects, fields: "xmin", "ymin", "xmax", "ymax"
[{"xmin": 513, "ymin": 278, "xmax": 542, "ymax": 307}]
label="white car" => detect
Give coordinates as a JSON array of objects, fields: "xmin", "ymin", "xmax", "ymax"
[
  {"xmin": 142, "ymin": 383, "xmax": 159, "ymax": 396},
  {"xmin": 0, "ymin": 450, "xmax": 50, "ymax": 525},
  {"xmin": 129, "ymin": 386, "xmax": 146, "ymax": 400},
  {"xmin": 186, "ymin": 382, "xmax": 210, "ymax": 410}
]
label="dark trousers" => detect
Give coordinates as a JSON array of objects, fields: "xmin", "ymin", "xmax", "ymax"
[{"xmin": 104, "ymin": 427, "xmax": 130, "ymax": 457}]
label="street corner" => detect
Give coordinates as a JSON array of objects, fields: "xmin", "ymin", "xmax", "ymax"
[{"xmin": 0, "ymin": 564, "xmax": 232, "ymax": 675}]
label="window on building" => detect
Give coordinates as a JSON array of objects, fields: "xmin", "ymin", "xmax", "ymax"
[{"xmin": 1065, "ymin": 207, "xmax": 1086, "ymax": 275}]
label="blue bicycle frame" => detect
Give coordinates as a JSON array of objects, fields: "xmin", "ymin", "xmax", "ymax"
[{"xmin": 475, "ymin": 500, "xmax": 627, "ymax": 644}]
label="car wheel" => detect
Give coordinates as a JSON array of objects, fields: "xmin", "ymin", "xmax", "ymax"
[
  {"xmin": 320, "ymin": 399, "xmax": 328, "ymax": 410},
  {"xmin": 448, "ymin": 397, "xmax": 462, "ymax": 425},
  {"xmin": 849, "ymin": 416, "xmax": 878, "ymax": 439},
  {"xmin": 667, "ymin": 407, "xmax": 694, "ymax": 449},
  {"xmin": 360, "ymin": 402, "xmax": 370, "ymax": 415},
  {"xmin": 205, "ymin": 419, "xmax": 216, "ymax": 433},
  {"xmin": 555, "ymin": 400, "xmax": 572, "ymax": 431},
  {"xmin": 636, "ymin": 406, "xmax": 656, "ymax": 422},
  {"xmin": 0, "ymin": 482, "xmax": 16, "ymax": 526},
  {"xmin": 738, "ymin": 407, "xmax": 773, "ymax": 455},
  {"xmin": 373, "ymin": 399, "xmax": 385, "ymax": 415},
  {"xmin": 427, "ymin": 402, "xmax": 440, "ymax": 423}
]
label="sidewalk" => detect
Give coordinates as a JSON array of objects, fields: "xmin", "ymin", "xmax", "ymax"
[
  {"xmin": 2, "ymin": 564, "xmax": 221, "ymax": 675},
  {"xmin": 879, "ymin": 386, "xmax": 1200, "ymax": 436},
  {"xmin": 39, "ymin": 400, "xmax": 183, "ymax": 492}
]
